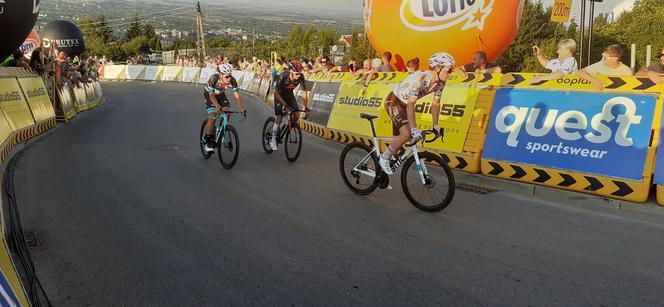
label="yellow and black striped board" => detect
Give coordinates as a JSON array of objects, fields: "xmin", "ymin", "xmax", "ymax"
[
  {"xmin": 328, "ymin": 129, "xmax": 375, "ymax": 148},
  {"xmin": 300, "ymin": 120, "xmax": 330, "ymax": 139},
  {"xmin": 482, "ymin": 153, "xmax": 654, "ymax": 203},
  {"xmin": 501, "ymin": 73, "xmax": 663, "ymax": 93}
]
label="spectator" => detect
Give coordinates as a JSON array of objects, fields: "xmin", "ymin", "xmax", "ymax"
[
  {"xmin": 318, "ymin": 56, "xmax": 335, "ymax": 73},
  {"xmin": 636, "ymin": 48, "xmax": 664, "ymax": 84},
  {"xmin": 577, "ymin": 44, "xmax": 633, "ymax": 90},
  {"xmin": 29, "ymin": 49, "xmax": 45, "ymax": 74},
  {"xmin": 375, "ymin": 51, "xmax": 395, "ymax": 72},
  {"xmin": 529, "ymin": 39, "xmax": 577, "ymax": 84},
  {"xmin": 456, "ymin": 51, "xmax": 502, "ymax": 75},
  {"xmin": 330, "ymin": 58, "xmax": 358, "ymax": 73},
  {"xmin": 406, "ymin": 57, "xmax": 419, "ymax": 73},
  {"xmin": 2, "ymin": 50, "xmax": 29, "ymax": 68},
  {"xmin": 314, "ymin": 57, "xmax": 323, "ymax": 70}
]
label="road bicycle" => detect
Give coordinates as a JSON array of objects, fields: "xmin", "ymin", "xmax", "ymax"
[
  {"xmin": 199, "ymin": 111, "xmax": 241, "ymax": 169},
  {"xmin": 261, "ymin": 107, "xmax": 310, "ymax": 163},
  {"xmin": 339, "ymin": 113, "xmax": 455, "ymax": 212}
]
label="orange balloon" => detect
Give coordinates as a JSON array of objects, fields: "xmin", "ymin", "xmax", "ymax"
[
  {"xmin": 20, "ymin": 29, "xmax": 41, "ymax": 58},
  {"xmin": 364, "ymin": 0, "xmax": 524, "ymax": 70}
]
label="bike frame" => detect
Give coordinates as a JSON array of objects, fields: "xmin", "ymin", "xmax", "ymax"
[
  {"xmin": 352, "ymin": 135, "xmax": 430, "ymax": 185},
  {"xmin": 213, "ymin": 113, "xmax": 230, "ymax": 145}
]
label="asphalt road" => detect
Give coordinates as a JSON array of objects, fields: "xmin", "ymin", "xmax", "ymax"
[{"xmin": 13, "ymin": 82, "xmax": 664, "ymax": 306}]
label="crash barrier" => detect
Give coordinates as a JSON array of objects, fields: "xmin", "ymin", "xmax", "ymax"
[
  {"xmin": 0, "ymin": 68, "xmax": 94, "ymax": 305},
  {"xmin": 232, "ymin": 70, "xmax": 664, "ymax": 204},
  {"xmin": 482, "ymin": 74, "xmax": 662, "ymax": 203},
  {"xmin": 101, "ymin": 65, "xmax": 664, "ymax": 203}
]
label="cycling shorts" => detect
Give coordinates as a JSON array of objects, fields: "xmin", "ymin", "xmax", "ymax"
[
  {"xmin": 384, "ymin": 92, "xmax": 409, "ymax": 135},
  {"xmin": 274, "ymin": 93, "xmax": 298, "ymax": 116}
]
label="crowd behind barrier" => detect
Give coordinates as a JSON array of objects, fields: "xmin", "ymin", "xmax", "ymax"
[
  {"xmin": 102, "ymin": 63, "xmax": 664, "ymax": 204},
  {"xmin": 0, "ymin": 64, "xmax": 104, "ymax": 305}
]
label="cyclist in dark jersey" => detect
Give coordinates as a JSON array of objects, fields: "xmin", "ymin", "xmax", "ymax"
[
  {"xmin": 269, "ymin": 60, "xmax": 309, "ymax": 150},
  {"xmin": 202, "ymin": 64, "xmax": 246, "ymax": 153}
]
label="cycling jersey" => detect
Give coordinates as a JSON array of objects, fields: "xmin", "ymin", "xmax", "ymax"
[
  {"xmin": 274, "ymin": 71, "xmax": 306, "ymax": 98},
  {"xmin": 203, "ymin": 73, "xmax": 239, "ymax": 112},
  {"xmin": 391, "ymin": 71, "xmax": 444, "ymax": 103},
  {"xmin": 273, "ymin": 71, "xmax": 306, "ymax": 116}
]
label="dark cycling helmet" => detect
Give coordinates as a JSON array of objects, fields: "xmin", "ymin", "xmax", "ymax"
[{"xmin": 287, "ymin": 60, "xmax": 303, "ymax": 73}]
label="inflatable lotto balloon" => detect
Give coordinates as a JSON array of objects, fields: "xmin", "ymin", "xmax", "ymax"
[
  {"xmin": 41, "ymin": 20, "xmax": 86, "ymax": 57},
  {"xmin": 20, "ymin": 29, "xmax": 41, "ymax": 58},
  {"xmin": 0, "ymin": 0, "xmax": 40, "ymax": 59},
  {"xmin": 364, "ymin": 0, "xmax": 524, "ymax": 70}
]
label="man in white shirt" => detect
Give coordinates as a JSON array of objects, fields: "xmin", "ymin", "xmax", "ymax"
[{"xmin": 577, "ymin": 44, "xmax": 633, "ymax": 90}]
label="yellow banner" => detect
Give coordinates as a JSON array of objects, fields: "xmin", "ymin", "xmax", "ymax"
[
  {"xmin": 327, "ymin": 81, "xmax": 480, "ymax": 153},
  {"xmin": 414, "ymin": 85, "xmax": 481, "ymax": 153},
  {"xmin": 0, "ymin": 78, "xmax": 35, "ymax": 131},
  {"xmin": 17, "ymin": 77, "xmax": 56, "ymax": 123},
  {"xmin": 327, "ymin": 82, "xmax": 392, "ymax": 137}
]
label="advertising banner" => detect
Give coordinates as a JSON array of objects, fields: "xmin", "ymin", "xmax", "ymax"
[
  {"xmin": 93, "ymin": 81, "xmax": 103, "ymax": 98},
  {"xmin": 250, "ymin": 76, "xmax": 262, "ymax": 94},
  {"xmin": 17, "ymin": 77, "xmax": 56, "ymax": 123},
  {"xmin": 126, "ymin": 65, "xmax": 146, "ymax": 80},
  {"xmin": 653, "ymin": 112, "xmax": 664, "ymax": 185},
  {"xmin": 58, "ymin": 83, "xmax": 76, "ymax": 118},
  {"xmin": 103, "ymin": 65, "xmax": 126, "ymax": 80},
  {"xmin": 232, "ymin": 71, "xmax": 244, "ymax": 86},
  {"xmin": 411, "ymin": 85, "xmax": 481, "ymax": 153},
  {"xmin": 0, "ymin": 78, "xmax": 35, "ymax": 131},
  {"xmin": 73, "ymin": 85, "xmax": 87, "ymax": 106},
  {"xmin": 327, "ymin": 82, "xmax": 392, "ymax": 137},
  {"xmin": 144, "ymin": 66, "xmax": 163, "ymax": 81},
  {"xmin": 198, "ymin": 68, "xmax": 214, "ymax": 84},
  {"xmin": 308, "ymin": 81, "xmax": 341, "ymax": 127},
  {"xmin": 161, "ymin": 66, "xmax": 182, "ymax": 82},
  {"xmin": 182, "ymin": 67, "xmax": 201, "ymax": 83},
  {"xmin": 483, "ymin": 88, "xmax": 657, "ymax": 181},
  {"xmin": 241, "ymin": 72, "xmax": 254, "ymax": 91}
]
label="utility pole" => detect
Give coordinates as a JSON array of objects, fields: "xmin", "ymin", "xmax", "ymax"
[{"xmin": 195, "ymin": 1, "xmax": 207, "ymax": 65}]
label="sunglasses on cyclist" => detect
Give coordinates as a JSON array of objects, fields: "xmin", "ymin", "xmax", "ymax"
[{"xmin": 222, "ymin": 74, "xmax": 232, "ymax": 79}]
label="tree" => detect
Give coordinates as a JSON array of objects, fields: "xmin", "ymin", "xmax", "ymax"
[
  {"xmin": 126, "ymin": 16, "xmax": 143, "ymax": 41},
  {"xmin": 94, "ymin": 15, "xmax": 113, "ymax": 43},
  {"xmin": 143, "ymin": 23, "xmax": 158, "ymax": 41},
  {"xmin": 496, "ymin": 1, "xmax": 567, "ymax": 72}
]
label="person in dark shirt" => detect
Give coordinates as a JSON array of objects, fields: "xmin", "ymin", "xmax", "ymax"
[
  {"xmin": 636, "ymin": 48, "xmax": 664, "ymax": 84},
  {"xmin": 456, "ymin": 51, "xmax": 502, "ymax": 74},
  {"xmin": 269, "ymin": 60, "xmax": 310, "ymax": 151}
]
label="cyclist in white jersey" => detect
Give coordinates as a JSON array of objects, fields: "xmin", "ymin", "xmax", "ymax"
[{"xmin": 379, "ymin": 52, "xmax": 456, "ymax": 175}]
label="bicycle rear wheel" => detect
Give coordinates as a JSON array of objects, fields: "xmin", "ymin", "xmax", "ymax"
[
  {"xmin": 401, "ymin": 152, "xmax": 455, "ymax": 212},
  {"xmin": 285, "ymin": 124, "xmax": 302, "ymax": 163},
  {"xmin": 339, "ymin": 142, "xmax": 379, "ymax": 195},
  {"xmin": 261, "ymin": 117, "xmax": 275, "ymax": 154},
  {"xmin": 218, "ymin": 125, "xmax": 240, "ymax": 169},
  {"xmin": 200, "ymin": 120, "xmax": 212, "ymax": 159}
]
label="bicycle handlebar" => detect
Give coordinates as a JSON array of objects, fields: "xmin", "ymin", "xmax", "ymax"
[{"xmin": 405, "ymin": 128, "xmax": 445, "ymax": 147}]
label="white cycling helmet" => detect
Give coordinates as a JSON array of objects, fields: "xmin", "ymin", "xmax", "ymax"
[
  {"xmin": 218, "ymin": 64, "xmax": 233, "ymax": 75},
  {"xmin": 429, "ymin": 52, "xmax": 455, "ymax": 68}
]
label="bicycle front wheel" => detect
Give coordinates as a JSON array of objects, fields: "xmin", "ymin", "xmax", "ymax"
[
  {"xmin": 339, "ymin": 142, "xmax": 379, "ymax": 195},
  {"xmin": 200, "ymin": 120, "xmax": 212, "ymax": 159},
  {"xmin": 261, "ymin": 117, "xmax": 275, "ymax": 154},
  {"xmin": 218, "ymin": 125, "xmax": 240, "ymax": 169},
  {"xmin": 284, "ymin": 124, "xmax": 302, "ymax": 163},
  {"xmin": 401, "ymin": 152, "xmax": 455, "ymax": 212}
]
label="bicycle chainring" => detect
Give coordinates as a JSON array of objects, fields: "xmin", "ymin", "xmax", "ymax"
[{"xmin": 377, "ymin": 172, "xmax": 390, "ymax": 189}]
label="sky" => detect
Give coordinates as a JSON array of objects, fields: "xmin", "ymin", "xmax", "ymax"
[{"xmin": 211, "ymin": 0, "xmax": 626, "ymax": 17}]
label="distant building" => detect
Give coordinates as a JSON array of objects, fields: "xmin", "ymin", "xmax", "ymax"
[{"xmin": 339, "ymin": 35, "xmax": 353, "ymax": 47}]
